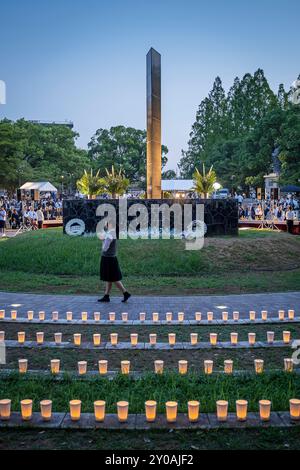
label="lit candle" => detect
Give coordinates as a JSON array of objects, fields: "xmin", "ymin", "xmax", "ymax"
[
  {"xmin": 288, "ymin": 310, "xmax": 295, "ymax": 320},
  {"xmin": 93, "ymin": 334, "xmax": 101, "ymax": 346},
  {"xmin": 230, "ymin": 332, "xmax": 238, "ymax": 345},
  {"xmin": 40, "ymin": 400, "xmax": 52, "ymax": 421},
  {"xmin": 195, "ymin": 312, "xmax": 201, "ymax": 322},
  {"xmin": 94, "ymin": 312, "xmax": 100, "ymax": 322},
  {"xmin": 98, "ymin": 360, "xmax": 108, "ymax": 375},
  {"xmin": 21, "ymin": 399, "xmax": 33, "ymax": 421},
  {"xmin": 66, "ymin": 311, "xmax": 73, "ymax": 321},
  {"xmin": 50, "ymin": 359, "xmax": 60, "ymax": 374},
  {"xmin": 178, "ymin": 360, "xmax": 188, "ymax": 375},
  {"xmin": 259, "ymin": 400, "xmax": 271, "ymax": 421},
  {"xmin": 78, "ymin": 361, "xmax": 87, "ymax": 375},
  {"xmin": 166, "ymin": 401, "xmax": 178, "ymax": 423},
  {"xmin": 121, "ymin": 360, "xmax": 130, "ymax": 374},
  {"xmin": 52, "ymin": 311, "xmax": 59, "ymax": 321},
  {"xmin": 11, "ymin": 310, "xmax": 17, "ymax": 320},
  {"xmin": 18, "ymin": 359, "xmax": 28, "ymax": 374},
  {"xmin": 149, "ymin": 334, "xmax": 157, "ymax": 346},
  {"xmin": 139, "ymin": 312, "xmax": 146, "ymax": 322},
  {"xmin": 254, "ymin": 359, "xmax": 264, "ymax": 374},
  {"xmin": 233, "ymin": 311, "xmax": 239, "ymax": 321},
  {"xmin": 248, "ymin": 332, "xmax": 256, "ymax": 345},
  {"xmin": 216, "ymin": 400, "xmax": 228, "ymax": 422},
  {"xmin": 207, "ymin": 311, "xmax": 213, "ymax": 322},
  {"xmin": 284, "ymin": 358, "xmax": 294, "ymax": 372},
  {"xmin": 267, "ymin": 331, "xmax": 274, "ymax": 344},
  {"xmin": 188, "ymin": 400, "xmax": 199, "ymax": 422},
  {"xmin": 73, "ymin": 333, "xmax": 81, "ymax": 346},
  {"xmin": 278, "ymin": 310, "xmax": 285, "ymax": 321},
  {"xmin": 168, "ymin": 333, "xmax": 176, "ymax": 346},
  {"xmin": 166, "ymin": 312, "xmax": 172, "ymax": 322},
  {"xmin": 18, "ymin": 331, "xmax": 25, "ymax": 344},
  {"xmin": 289, "ymin": 399, "xmax": 300, "ymax": 420},
  {"xmin": 130, "ymin": 333, "xmax": 138, "ymax": 347},
  {"xmin": 81, "ymin": 311, "xmax": 88, "ymax": 322},
  {"xmin": 222, "ymin": 311, "xmax": 228, "ymax": 322},
  {"xmin": 261, "ymin": 310, "xmax": 268, "ymax": 321},
  {"xmin": 122, "ymin": 312, "xmax": 128, "ymax": 323},
  {"xmin": 110, "ymin": 333, "xmax": 118, "ymax": 346},
  {"xmin": 178, "ymin": 312, "xmax": 184, "ymax": 322},
  {"xmin": 145, "ymin": 400, "xmax": 157, "ymax": 422},
  {"xmin": 154, "ymin": 360, "xmax": 164, "ymax": 374},
  {"xmin": 69, "ymin": 400, "xmax": 81, "ymax": 421},
  {"xmin": 0, "ymin": 310, "xmax": 5, "ymax": 319},
  {"xmin": 283, "ymin": 331, "xmax": 291, "ymax": 344},
  {"xmin": 117, "ymin": 401, "xmax": 129, "ymax": 422},
  {"xmin": 210, "ymin": 333, "xmax": 218, "ymax": 346},
  {"xmin": 0, "ymin": 399, "xmax": 11, "ymax": 420},
  {"xmin": 54, "ymin": 332, "xmax": 62, "ymax": 344},
  {"xmin": 152, "ymin": 312, "xmax": 159, "ymax": 322},
  {"xmin": 249, "ymin": 310, "xmax": 256, "ymax": 321},
  {"xmin": 39, "ymin": 311, "xmax": 45, "ymax": 321},
  {"xmin": 94, "ymin": 400, "xmax": 106, "ymax": 422},
  {"xmin": 204, "ymin": 360, "xmax": 213, "ymax": 374},
  {"xmin": 36, "ymin": 332, "xmax": 44, "ymax": 344},
  {"xmin": 0, "ymin": 331, "xmax": 4, "ymax": 342},
  {"xmin": 109, "ymin": 312, "xmax": 115, "ymax": 322},
  {"xmin": 236, "ymin": 400, "xmax": 248, "ymax": 421},
  {"xmin": 190, "ymin": 333, "xmax": 198, "ymax": 346},
  {"xmin": 224, "ymin": 360, "xmax": 233, "ymax": 374},
  {"xmin": 27, "ymin": 310, "xmax": 34, "ymax": 321}
]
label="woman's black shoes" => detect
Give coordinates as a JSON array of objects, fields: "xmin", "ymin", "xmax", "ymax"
[
  {"xmin": 98, "ymin": 294, "xmax": 110, "ymax": 302},
  {"xmin": 122, "ymin": 291, "xmax": 131, "ymax": 303}
]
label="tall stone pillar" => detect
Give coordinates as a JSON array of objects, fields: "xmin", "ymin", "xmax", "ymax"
[{"xmin": 146, "ymin": 48, "xmax": 161, "ymax": 199}]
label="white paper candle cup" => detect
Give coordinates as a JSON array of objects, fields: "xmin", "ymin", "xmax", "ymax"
[
  {"xmin": 36, "ymin": 332, "xmax": 44, "ymax": 344},
  {"xmin": 249, "ymin": 310, "xmax": 256, "ymax": 321},
  {"xmin": 222, "ymin": 311, "xmax": 228, "ymax": 322},
  {"xmin": 207, "ymin": 312, "xmax": 213, "ymax": 322},
  {"xmin": 73, "ymin": 333, "xmax": 81, "ymax": 346},
  {"xmin": 149, "ymin": 334, "xmax": 157, "ymax": 346},
  {"xmin": 69, "ymin": 400, "xmax": 81, "ymax": 421},
  {"xmin": 230, "ymin": 332, "xmax": 238, "ymax": 345},
  {"xmin": 190, "ymin": 333, "xmax": 198, "ymax": 346},
  {"xmin": 78, "ymin": 361, "xmax": 87, "ymax": 375},
  {"xmin": 66, "ymin": 311, "xmax": 73, "ymax": 321},
  {"xmin": 93, "ymin": 334, "xmax": 101, "ymax": 346},
  {"xmin": 195, "ymin": 312, "xmax": 201, "ymax": 322},
  {"xmin": 236, "ymin": 400, "xmax": 248, "ymax": 421},
  {"xmin": 204, "ymin": 360, "xmax": 213, "ymax": 374},
  {"xmin": 210, "ymin": 333, "xmax": 218, "ymax": 346},
  {"xmin": 254, "ymin": 359, "xmax": 264, "ymax": 374},
  {"xmin": 18, "ymin": 332, "xmax": 25, "ymax": 344},
  {"xmin": 248, "ymin": 332, "xmax": 256, "ymax": 345},
  {"xmin": 165, "ymin": 401, "xmax": 178, "ymax": 423},
  {"xmin": 154, "ymin": 360, "xmax": 164, "ymax": 374},
  {"xmin": 130, "ymin": 333, "xmax": 138, "ymax": 347},
  {"xmin": 168, "ymin": 333, "xmax": 176, "ymax": 346},
  {"xmin": 38, "ymin": 311, "xmax": 45, "ymax": 321},
  {"xmin": 21, "ymin": 399, "xmax": 33, "ymax": 421},
  {"xmin": 166, "ymin": 312, "xmax": 172, "ymax": 322},
  {"xmin": 40, "ymin": 400, "xmax": 52, "ymax": 421},
  {"xmin": 81, "ymin": 311, "xmax": 88, "ymax": 322},
  {"xmin": 11, "ymin": 310, "xmax": 17, "ymax": 320},
  {"xmin": 288, "ymin": 310, "xmax": 295, "ymax": 320},
  {"xmin": 178, "ymin": 360, "xmax": 188, "ymax": 375},
  {"xmin": 267, "ymin": 331, "xmax": 274, "ymax": 344},
  {"xmin": 122, "ymin": 312, "xmax": 128, "ymax": 323},
  {"xmin": 54, "ymin": 333, "xmax": 62, "ymax": 344},
  {"xmin": 178, "ymin": 312, "xmax": 184, "ymax": 322},
  {"xmin": 98, "ymin": 360, "xmax": 108, "ymax": 375},
  {"xmin": 52, "ymin": 311, "xmax": 59, "ymax": 321},
  {"xmin": 224, "ymin": 360, "xmax": 233, "ymax": 374},
  {"xmin": 121, "ymin": 360, "xmax": 130, "ymax": 374},
  {"xmin": 233, "ymin": 311, "xmax": 239, "ymax": 321},
  {"xmin": 261, "ymin": 310, "xmax": 268, "ymax": 321},
  {"xmin": 259, "ymin": 400, "xmax": 271, "ymax": 421},
  {"xmin": 109, "ymin": 312, "xmax": 115, "ymax": 322},
  {"xmin": 117, "ymin": 401, "xmax": 129, "ymax": 422},
  {"xmin": 0, "ymin": 331, "xmax": 5, "ymax": 342},
  {"xmin": 152, "ymin": 312, "xmax": 159, "ymax": 322},
  {"xmin": 50, "ymin": 359, "xmax": 60, "ymax": 375},
  {"xmin": 289, "ymin": 399, "xmax": 300, "ymax": 420},
  {"xmin": 216, "ymin": 400, "xmax": 228, "ymax": 422},
  {"xmin": 94, "ymin": 400, "xmax": 106, "ymax": 422},
  {"xmin": 0, "ymin": 310, "xmax": 5, "ymax": 319},
  {"xmin": 283, "ymin": 331, "xmax": 291, "ymax": 344},
  {"xmin": 188, "ymin": 400, "xmax": 200, "ymax": 422},
  {"xmin": 139, "ymin": 312, "xmax": 146, "ymax": 322},
  {"xmin": 0, "ymin": 399, "xmax": 11, "ymax": 420},
  {"xmin": 145, "ymin": 400, "xmax": 157, "ymax": 422},
  {"xmin": 110, "ymin": 333, "xmax": 118, "ymax": 346},
  {"xmin": 284, "ymin": 358, "xmax": 294, "ymax": 372},
  {"xmin": 94, "ymin": 312, "xmax": 100, "ymax": 322},
  {"xmin": 27, "ymin": 311, "xmax": 34, "ymax": 321},
  {"xmin": 278, "ymin": 310, "xmax": 285, "ymax": 321},
  {"xmin": 18, "ymin": 359, "xmax": 28, "ymax": 374}
]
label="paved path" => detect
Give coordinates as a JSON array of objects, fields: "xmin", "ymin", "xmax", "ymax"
[{"xmin": 0, "ymin": 291, "xmax": 299, "ymax": 320}]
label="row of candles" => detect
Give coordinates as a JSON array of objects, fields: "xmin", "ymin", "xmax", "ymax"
[
  {"xmin": 0, "ymin": 309, "xmax": 296, "ymax": 322},
  {"xmin": 0, "ymin": 398, "xmax": 300, "ymax": 423},
  {"xmin": 16, "ymin": 357, "xmax": 295, "ymax": 375},
  {"xmin": 2, "ymin": 330, "xmax": 293, "ymax": 346}
]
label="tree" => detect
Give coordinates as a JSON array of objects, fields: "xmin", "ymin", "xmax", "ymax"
[
  {"xmin": 104, "ymin": 166, "xmax": 130, "ymax": 198},
  {"xmin": 162, "ymin": 169, "xmax": 176, "ymax": 179},
  {"xmin": 76, "ymin": 169, "xmax": 105, "ymax": 199},
  {"xmin": 193, "ymin": 164, "xmax": 217, "ymax": 198}
]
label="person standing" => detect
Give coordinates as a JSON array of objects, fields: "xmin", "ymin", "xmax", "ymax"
[
  {"xmin": 36, "ymin": 206, "xmax": 44, "ymax": 229},
  {"xmin": 0, "ymin": 206, "xmax": 6, "ymax": 237},
  {"xmin": 286, "ymin": 206, "xmax": 294, "ymax": 234},
  {"xmin": 98, "ymin": 220, "xmax": 131, "ymax": 303}
]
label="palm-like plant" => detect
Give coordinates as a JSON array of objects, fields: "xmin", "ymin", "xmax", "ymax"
[
  {"xmin": 193, "ymin": 164, "xmax": 217, "ymax": 199},
  {"xmin": 76, "ymin": 169, "xmax": 105, "ymax": 199},
  {"xmin": 104, "ymin": 166, "xmax": 130, "ymax": 198}
]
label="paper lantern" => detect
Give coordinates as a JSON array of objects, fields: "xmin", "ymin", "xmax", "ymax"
[
  {"xmin": 248, "ymin": 332, "xmax": 256, "ymax": 345},
  {"xmin": 121, "ymin": 360, "xmax": 130, "ymax": 374},
  {"xmin": 224, "ymin": 360, "xmax": 233, "ymax": 374},
  {"xmin": 81, "ymin": 311, "xmax": 88, "ymax": 322},
  {"xmin": 0, "ymin": 331, "xmax": 4, "ymax": 342},
  {"xmin": 69, "ymin": 400, "xmax": 81, "ymax": 421},
  {"xmin": 18, "ymin": 359, "xmax": 28, "ymax": 374},
  {"xmin": 230, "ymin": 332, "xmax": 238, "ymax": 345},
  {"xmin": 27, "ymin": 310, "xmax": 34, "ymax": 321},
  {"xmin": 109, "ymin": 312, "xmax": 115, "ymax": 322},
  {"xmin": 139, "ymin": 312, "xmax": 146, "ymax": 322},
  {"xmin": 267, "ymin": 331, "xmax": 274, "ymax": 344},
  {"xmin": 236, "ymin": 400, "xmax": 248, "ymax": 421},
  {"xmin": 207, "ymin": 312, "xmax": 213, "ymax": 322},
  {"xmin": 278, "ymin": 310, "xmax": 285, "ymax": 321},
  {"xmin": 254, "ymin": 359, "xmax": 264, "ymax": 374},
  {"xmin": 178, "ymin": 312, "xmax": 184, "ymax": 322},
  {"xmin": 50, "ymin": 359, "xmax": 60, "ymax": 374},
  {"xmin": 94, "ymin": 400, "xmax": 106, "ymax": 422},
  {"xmin": 152, "ymin": 312, "xmax": 159, "ymax": 322},
  {"xmin": 154, "ymin": 360, "xmax": 164, "ymax": 374},
  {"xmin": 122, "ymin": 312, "xmax": 128, "ymax": 323},
  {"xmin": 21, "ymin": 399, "xmax": 33, "ymax": 421},
  {"xmin": 166, "ymin": 401, "xmax": 178, "ymax": 423},
  {"xmin": 54, "ymin": 332, "xmax": 62, "ymax": 344},
  {"xmin": 210, "ymin": 333, "xmax": 218, "ymax": 346},
  {"xmin": 284, "ymin": 358, "xmax": 294, "ymax": 372},
  {"xmin": 39, "ymin": 311, "xmax": 45, "ymax": 321},
  {"xmin": 36, "ymin": 332, "xmax": 44, "ymax": 344},
  {"xmin": 166, "ymin": 312, "xmax": 172, "ymax": 322},
  {"xmin": 78, "ymin": 361, "xmax": 87, "ymax": 375},
  {"xmin": 261, "ymin": 310, "xmax": 268, "ymax": 321},
  {"xmin": 73, "ymin": 333, "xmax": 81, "ymax": 346},
  {"xmin": 130, "ymin": 333, "xmax": 138, "ymax": 347},
  {"xmin": 288, "ymin": 310, "xmax": 295, "ymax": 320},
  {"xmin": 178, "ymin": 360, "xmax": 188, "ymax": 375},
  {"xmin": 168, "ymin": 333, "xmax": 176, "ymax": 346},
  {"xmin": 66, "ymin": 311, "xmax": 73, "ymax": 321},
  {"xmin": 93, "ymin": 334, "xmax": 101, "ymax": 346},
  {"xmin": 0, "ymin": 399, "xmax": 11, "ymax": 420},
  {"xmin": 145, "ymin": 400, "xmax": 157, "ymax": 422},
  {"xmin": 0, "ymin": 310, "xmax": 5, "ymax": 319},
  {"xmin": 117, "ymin": 401, "xmax": 129, "ymax": 422},
  {"xmin": 18, "ymin": 331, "xmax": 25, "ymax": 344},
  {"xmin": 188, "ymin": 400, "xmax": 199, "ymax": 422},
  {"xmin": 195, "ymin": 312, "xmax": 201, "ymax": 322},
  {"xmin": 289, "ymin": 399, "xmax": 300, "ymax": 420},
  {"xmin": 249, "ymin": 311, "xmax": 256, "ymax": 321},
  {"xmin": 190, "ymin": 333, "xmax": 198, "ymax": 346},
  {"xmin": 52, "ymin": 311, "xmax": 59, "ymax": 321},
  {"xmin": 216, "ymin": 400, "xmax": 228, "ymax": 422},
  {"xmin": 233, "ymin": 311, "xmax": 239, "ymax": 321},
  {"xmin": 222, "ymin": 311, "xmax": 228, "ymax": 322},
  {"xmin": 98, "ymin": 360, "xmax": 108, "ymax": 375},
  {"xmin": 40, "ymin": 400, "xmax": 52, "ymax": 421},
  {"xmin": 259, "ymin": 400, "xmax": 271, "ymax": 421},
  {"xmin": 204, "ymin": 360, "xmax": 213, "ymax": 374},
  {"xmin": 94, "ymin": 312, "xmax": 100, "ymax": 322},
  {"xmin": 283, "ymin": 331, "xmax": 291, "ymax": 344},
  {"xmin": 110, "ymin": 333, "xmax": 118, "ymax": 346},
  {"xmin": 11, "ymin": 310, "xmax": 17, "ymax": 320},
  {"xmin": 149, "ymin": 334, "xmax": 157, "ymax": 346}
]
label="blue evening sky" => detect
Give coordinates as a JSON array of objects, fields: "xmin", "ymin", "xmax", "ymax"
[{"xmin": 0, "ymin": 0, "xmax": 299, "ymax": 170}]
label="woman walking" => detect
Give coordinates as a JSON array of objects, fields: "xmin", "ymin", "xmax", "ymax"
[{"xmin": 98, "ymin": 220, "xmax": 131, "ymax": 303}]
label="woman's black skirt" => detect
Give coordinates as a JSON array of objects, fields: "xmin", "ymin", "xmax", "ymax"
[{"xmin": 100, "ymin": 256, "xmax": 122, "ymax": 282}]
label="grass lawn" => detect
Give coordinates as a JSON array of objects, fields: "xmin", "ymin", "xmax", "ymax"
[{"xmin": 0, "ymin": 228, "xmax": 299, "ymax": 295}]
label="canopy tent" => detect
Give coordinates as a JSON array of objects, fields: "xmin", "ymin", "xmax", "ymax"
[
  {"xmin": 280, "ymin": 185, "xmax": 300, "ymax": 193},
  {"xmin": 20, "ymin": 182, "xmax": 58, "ymax": 192},
  {"xmin": 161, "ymin": 179, "xmax": 194, "ymax": 192}
]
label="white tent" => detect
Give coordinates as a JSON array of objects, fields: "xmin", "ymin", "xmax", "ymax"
[
  {"xmin": 20, "ymin": 182, "xmax": 58, "ymax": 192},
  {"xmin": 161, "ymin": 179, "xmax": 194, "ymax": 192}
]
